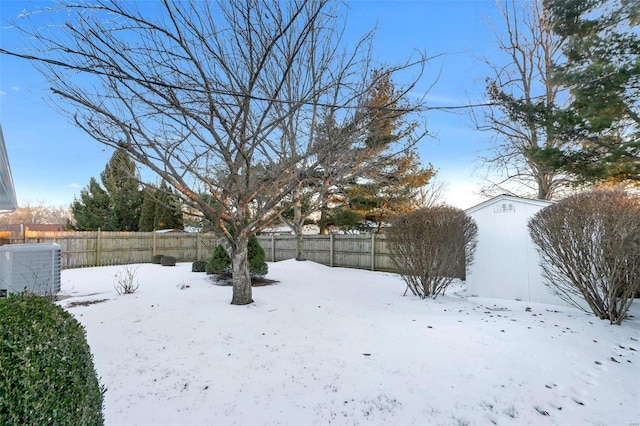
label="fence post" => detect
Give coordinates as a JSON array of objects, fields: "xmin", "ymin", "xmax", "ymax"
[
  {"xmin": 271, "ymin": 234, "xmax": 276, "ymax": 262},
  {"xmin": 196, "ymin": 232, "xmax": 200, "ymax": 260},
  {"xmin": 152, "ymin": 231, "xmax": 157, "ymax": 257},
  {"xmin": 371, "ymin": 233, "xmax": 376, "ymax": 271},
  {"xmin": 329, "ymin": 233, "xmax": 334, "ymax": 267},
  {"xmin": 96, "ymin": 229, "xmax": 101, "ymax": 267}
]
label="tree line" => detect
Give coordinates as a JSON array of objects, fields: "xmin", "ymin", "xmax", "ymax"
[
  {"xmin": 71, "ymin": 149, "xmax": 184, "ymax": 232},
  {"xmin": 72, "ymin": 70, "xmax": 435, "ymax": 237}
]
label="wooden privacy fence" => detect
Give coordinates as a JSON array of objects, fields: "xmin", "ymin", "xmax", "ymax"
[
  {"xmin": 3, "ymin": 230, "xmax": 219, "ymax": 269},
  {"xmin": 1, "ymin": 230, "xmax": 396, "ymax": 272},
  {"xmin": 259, "ymin": 233, "xmax": 395, "ymax": 271}
]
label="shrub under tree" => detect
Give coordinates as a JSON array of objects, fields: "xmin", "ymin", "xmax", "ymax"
[
  {"xmin": 248, "ymin": 235, "xmax": 268, "ymax": 277},
  {"xmin": 207, "ymin": 236, "xmax": 267, "ymax": 278},
  {"xmin": 528, "ymin": 189, "xmax": 640, "ymax": 325},
  {"xmin": 207, "ymin": 245, "xmax": 232, "ymax": 276},
  {"xmin": 387, "ymin": 206, "xmax": 478, "ymax": 299}
]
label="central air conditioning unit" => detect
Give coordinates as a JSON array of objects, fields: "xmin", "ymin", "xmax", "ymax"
[{"xmin": 0, "ymin": 243, "xmax": 61, "ymax": 297}]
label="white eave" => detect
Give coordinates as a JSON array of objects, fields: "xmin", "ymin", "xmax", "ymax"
[
  {"xmin": 0, "ymin": 124, "xmax": 18, "ymax": 212},
  {"xmin": 465, "ymin": 194, "xmax": 553, "ymax": 215}
]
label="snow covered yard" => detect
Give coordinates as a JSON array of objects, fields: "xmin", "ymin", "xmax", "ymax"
[{"xmin": 58, "ymin": 260, "xmax": 640, "ymax": 425}]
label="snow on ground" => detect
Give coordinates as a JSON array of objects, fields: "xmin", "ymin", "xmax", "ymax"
[{"xmin": 58, "ymin": 260, "xmax": 640, "ymax": 426}]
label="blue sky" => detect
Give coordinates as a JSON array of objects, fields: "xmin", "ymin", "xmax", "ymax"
[{"xmin": 0, "ymin": 0, "xmax": 503, "ymax": 209}]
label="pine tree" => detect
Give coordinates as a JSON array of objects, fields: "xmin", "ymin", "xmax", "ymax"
[
  {"xmin": 323, "ymin": 71, "xmax": 434, "ymax": 232},
  {"xmin": 138, "ymin": 188, "xmax": 157, "ymax": 232},
  {"xmin": 71, "ymin": 149, "xmax": 143, "ymax": 231},
  {"xmin": 542, "ymin": 0, "xmax": 640, "ymax": 184},
  {"xmin": 345, "ymin": 150, "xmax": 434, "ymax": 232},
  {"xmin": 154, "ymin": 181, "xmax": 184, "ymax": 230},
  {"xmin": 100, "ymin": 149, "xmax": 143, "ymax": 231},
  {"xmin": 71, "ymin": 178, "xmax": 111, "ymax": 230}
]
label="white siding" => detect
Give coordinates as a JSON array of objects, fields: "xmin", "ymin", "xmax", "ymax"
[
  {"xmin": 466, "ymin": 195, "xmax": 566, "ymax": 306},
  {"xmin": 0, "ymin": 124, "xmax": 18, "ymax": 211}
]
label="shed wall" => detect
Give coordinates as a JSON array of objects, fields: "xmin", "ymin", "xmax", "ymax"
[{"xmin": 466, "ymin": 198, "xmax": 565, "ymax": 306}]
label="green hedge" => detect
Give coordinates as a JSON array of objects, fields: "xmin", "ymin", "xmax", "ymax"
[
  {"xmin": 192, "ymin": 261, "xmax": 207, "ymax": 272},
  {"xmin": 161, "ymin": 256, "xmax": 177, "ymax": 266},
  {"xmin": 0, "ymin": 293, "xmax": 104, "ymax": 425}
]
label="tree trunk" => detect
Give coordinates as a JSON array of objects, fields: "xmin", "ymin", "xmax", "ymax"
[
  {"xmin": 295, "ymin": 230, "xmax": 306, "ymax": 261},
  {"xmin": 294, "ymin": 204, "xmax": 306, "ymax": 261},
  {"xmin": 537, "ymin": 173, "xmax": 553, "ymax": 200},
  {"xmin": 231, "ymin": 234, "xmax": 253, "ymax": 305}
]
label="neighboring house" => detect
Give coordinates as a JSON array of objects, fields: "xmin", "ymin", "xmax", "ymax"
[
  {"xmin": 0, "ymin": 224, "xmax": 67, "ymax": 233},
  {"xmin": 260, "ymin": 224, "xmax": 320, "ymax": 235},
  {"xmin": 465, "ymin": 194, "xmax": 567, "ymax": 306},
  {"xmin": 260, "ymin": 226, "xmax": 294, "ymax": 235},
  {"xmin": 0, "ymin": 124, "xmax": 18, "ymax": 212}
]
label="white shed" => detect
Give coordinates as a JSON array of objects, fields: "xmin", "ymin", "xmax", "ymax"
[{"xmin": 465, "ymin": 194, "xmax": 566, "ymax": 306}]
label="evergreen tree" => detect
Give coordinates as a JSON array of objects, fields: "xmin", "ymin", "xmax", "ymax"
[
  {"xmin": 322, "ymin": 71, "xmax": 434, "ymax": 232},
  {"xmin": 138, "ymin": 188, "xmax": 157, "ymax": 232},
  {"xmin": 247, "ymin": 235, "xmax": 268, "ymax": 277},
  {"xmin": 71, "ymin": 149, "xmax": 142, "ymax": 231},
  {"xmin": 100, "ymin": 149, "xmax": 143, "ymax": 231},
  {"xmin": 182, "ymin": 193, "xmax": 216, "ymax": 232},
  {"xmin": 137, "ymin": 183, "xmax": 185, "ymax": 231},
  {"xmin": 343, "ymin": 150, "xmax": 434, "ymax": 232},
  {"xmin": 154, "ymin": 181, "xmax": 184, "ymax": 230},
  {"xmin": 541, "ymin": 0, "xmax": 640, "ymax": 185},
  {"xmin": 71, "ymin": 178, "xmax": 111, "ymax": 230}
]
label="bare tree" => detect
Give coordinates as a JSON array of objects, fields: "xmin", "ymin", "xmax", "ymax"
[
  {"xmin": 417, "ymin": 175, "xmax": 448, "ymax": 208},
  {"xmin": 0, "ymin": 202, "xmax": 71, "ymax": 225},
  {"xmin": 2, "ymin": 0, "xmax": 427, "ymax": 304},
  {"xmin": 474, "ymin": 0, "xmax": 573, "ymax": 200}
]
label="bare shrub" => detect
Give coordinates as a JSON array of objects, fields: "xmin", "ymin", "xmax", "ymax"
[
  {"xmin": 528, "ymin": 189, "xmax": 640, "ymax": 324},
  {"xmin": 113, "ymin": 265, "xmax": 140, "ymax": 295},
  {"xmin": 387, "ymin": 206, "xmax": 478, "ymax": 299}
]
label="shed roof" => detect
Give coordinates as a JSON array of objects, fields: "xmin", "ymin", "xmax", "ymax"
[
  {"xmin": 465, "ymin": 194, "xmax": 552, "ymax": 215},
  {"xmin": 0, "ymin": 124, "xmax": 18, "ymax": 212}
]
